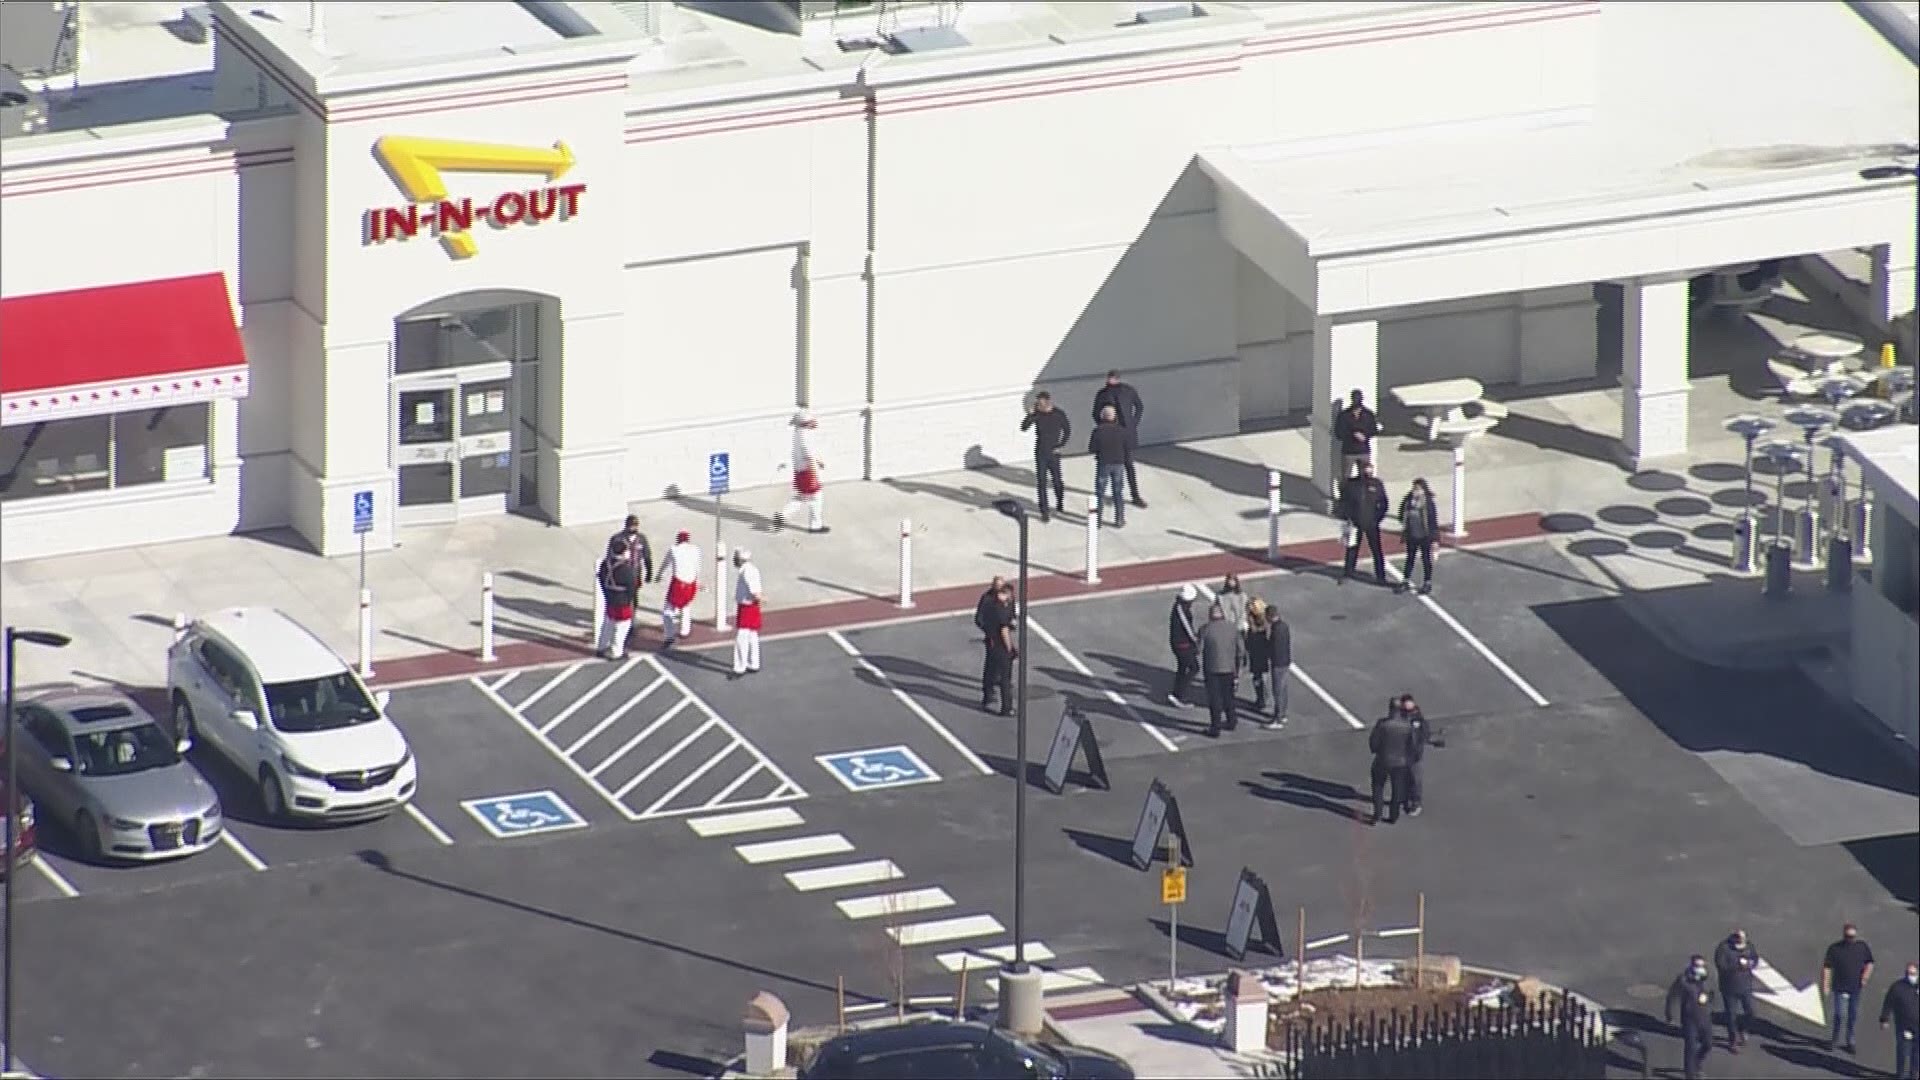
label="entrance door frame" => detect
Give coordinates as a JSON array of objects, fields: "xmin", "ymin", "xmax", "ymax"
[{"xmin": 391, "ymin": 359, "xmax": 515, "ymax": 526}]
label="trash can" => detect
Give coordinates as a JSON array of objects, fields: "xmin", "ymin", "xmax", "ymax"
[
  {"xmin": 1764, "ymin": 542, "xmax": 1793, "ymax": 598},
  {"xmin": 1826, "ymin": 535, "xmax": 1852, "ymax": 593}
]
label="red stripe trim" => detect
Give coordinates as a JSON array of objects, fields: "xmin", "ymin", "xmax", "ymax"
[
  {"xmin": 1245, "ymin": 5, "xmax": 1597, "ymax": 56},
  {"xmin": 1243, "ymin": 0, "xmax": 1590, "ymax": 48},
  {"xmin": 626, "ymin": 102, "xmax": 866, "ymax": 143},
  {"xmin": 877, "ymin": 61, "xmax": 1236, "ymax": 117},
  {"xmin": 1, "ymin": 148, "xmax": 289, "ymax": 192},
  {"xmin": 0, "ymin": 154, "xmax": 292, "ymax": 199},
  {"xmin": 210, "ymin": 14, "xmax": 327, "ymax": 118}
]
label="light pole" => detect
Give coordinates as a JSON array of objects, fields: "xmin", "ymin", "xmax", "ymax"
[
  {"xmin": 989, "ymin": 497, "xmax": 1041, "ymax": 1035},
  {"xmin": 3, "ymin": 626, "xmax": 69, "ymax": 1076}
]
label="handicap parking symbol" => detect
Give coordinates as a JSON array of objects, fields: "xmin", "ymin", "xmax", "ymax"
[
  {"xmin": 460, "ymin": 790, "xmax": 588, "ymax": 839},
  {"xmin": 816, "ymin": 745, "xmax": 941, "ymax": 793}
]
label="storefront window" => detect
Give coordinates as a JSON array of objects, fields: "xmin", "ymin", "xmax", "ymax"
[
  {"xmin": 0, "ymin": 404, "xmax": 211, "ymax": 503},
  {"xmin": 394, "ymin": 302, "xmax": 538, "ymax": 374}
]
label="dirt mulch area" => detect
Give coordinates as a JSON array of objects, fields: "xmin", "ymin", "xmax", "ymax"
[{"xmin": 1269, "ymin": 983, "xmax": 1485, "ymax": 1047}]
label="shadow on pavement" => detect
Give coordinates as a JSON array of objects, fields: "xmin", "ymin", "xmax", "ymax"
[
  {"xmin": 1760, "ymin": 1041, "xmax": 1881, "ymax": 1077},
  {"xmin": 1062, "ymin": 827, "xmax": 1134, "ymax": 868},
  {"xmin": 1240, "ymin": 771, "xmax": 1367, "ymax": 823},
  {"xmin": 1148, "ymin": 915, "xmax": 1240, "ymax": 960},
  {"xmin": 645, "ymin": 1049, "xmax": 727, "ymax": 1079},
  {"xmin": 1843, "ymin": 832, "xmax": 1920, "ymax": 912},
  {"xmin": 979, "ymin": 753, "xmax": 1051, "ymax": 789}
]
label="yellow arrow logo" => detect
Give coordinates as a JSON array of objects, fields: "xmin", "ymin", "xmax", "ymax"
[{"xmin": 371, "ymin": 136, "xmax": 578, "ymax": 258}]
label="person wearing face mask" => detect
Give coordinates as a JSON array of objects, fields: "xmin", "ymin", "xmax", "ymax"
[
  {"xmin": 1713, "ymin": 929, "xmax": 1760, "ymax": 1052},
  {"xmin": 1881, "ymin": 961, "xmax": 1920, "ymax": 1080},
  {"xmin": 1666, "ymin": 955, "xmax": 1718, "ymax": 1080},
  {"xmin": 1399, "ymin": 695, "xmax": 1430, "ymax": 818},
  {"xmin": 1824, "ymin": 923, "xmax": 1877, "ymax": 1054}
]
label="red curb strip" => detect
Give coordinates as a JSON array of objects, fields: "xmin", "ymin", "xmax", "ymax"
[
  {"xmin": 1048, "ymin": 994, "xmax": 1153, "ymax": 1022},
  {"xmin": 366, "ymin": 512, "xmax": 1548, "ymax": 688}
]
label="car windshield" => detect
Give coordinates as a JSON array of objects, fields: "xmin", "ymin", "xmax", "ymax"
[
  {"xmin": 263, "ymin": 673, "xmax": 380, "ymax": 733},
  {"xmin": 74, "ymin": 722, "xmax": 180, "ymax": 777}
]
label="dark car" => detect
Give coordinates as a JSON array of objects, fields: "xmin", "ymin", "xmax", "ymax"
[{"xmin": 799, "ymin": 1019, "xmax": 1134, "ymax": 1080}]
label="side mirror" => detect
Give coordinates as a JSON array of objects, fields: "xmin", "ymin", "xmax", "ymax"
[
  {"xmin": 373, "ymin": 690, "xmax": 392, "ymax": 711},
  {"xmin": 176, "ymin": 737, "xmax": 193, "ymax": 754},
  {"xmin": 231, "ymin": 709, "xmax": 259, "ymax": 730},
  {"xmin": 48, "ymin": 757, "xmax": 73, "ymax": 773}
]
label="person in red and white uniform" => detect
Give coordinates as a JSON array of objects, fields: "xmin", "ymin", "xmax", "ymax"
[
  {"xmin": 730, "ymin": 547, "xmax": 763, "ymax": 678},
  {"xmin": 776, "ymin": 409, "xmax": 829, "ymax": 534},
  {"xmin": 658, "ymin": 529, "xmax": 701, "ymax": 648}
]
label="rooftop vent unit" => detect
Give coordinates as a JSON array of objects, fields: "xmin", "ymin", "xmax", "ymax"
[
  {"xmin": 886, "ymin": 24, "xmax": 969, "ymax": 52},
  {"xmin": 0, "ymin": 66, "xmax": 49, "ymax": 139},
  {"xmin": 1132, "ymin": 3, "xmax": 1200, "ymax": 25},
  {"xmin": 0, "ymin": 2, "xmax": 79, "ymax": 80}
]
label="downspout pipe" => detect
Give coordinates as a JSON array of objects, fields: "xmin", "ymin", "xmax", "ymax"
[
  {"xmin": 1847, "ymin": 1, "xmax": 1919, "ymax": 64},
  {"xmin": 857, "ymin": 52, "xmax": 887, "ymax": 481}
]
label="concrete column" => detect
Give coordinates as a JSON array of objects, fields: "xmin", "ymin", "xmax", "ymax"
[
  {"xmin": 1619, "ymin": 279, "xmax": 1692, "ymax": 468},
  {"xmin": 1870, "ymin": 235, "xmax": 1917, "ymax": 327},
  {"xmin": 547, "ymin": 308, "xmax": 627, "ymax": 527},
  {"xmin": 1310, "ymin": 316, "xmax": 1379, "ymax": 499}
]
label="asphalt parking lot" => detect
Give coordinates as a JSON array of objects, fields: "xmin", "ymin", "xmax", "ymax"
[{"xmin": 11, "ymin": 538, "xmax": 1917, "ymax": 1080}]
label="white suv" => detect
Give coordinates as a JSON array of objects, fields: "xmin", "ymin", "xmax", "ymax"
[{"xmin": 167, "ymin": 607, "xmax": 416, "ymax": 822}]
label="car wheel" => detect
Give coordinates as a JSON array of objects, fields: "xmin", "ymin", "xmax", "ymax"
[
  {"xmin": 74, "ymin": 810, "xmax": 104, "ymax": 863},
  {"xmin": 172, "ymin": 693, "xmax": 196, "ymax": 743},
  {"xmin": 258, "ymin": 769, "xmax": 287, "ymax": 821}
]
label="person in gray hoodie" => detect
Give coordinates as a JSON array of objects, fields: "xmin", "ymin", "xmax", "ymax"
[
  {"xmin": 1198, "ymin": 603, "xmax": 1245, "ymax": 737},
  {"xmin": 1397, "ymin": 478, "xmax": 1441, "ymax": 595},
  {"xmin": 1215, "ymin": 573, "xmax": 1248, "ymax": 631}
]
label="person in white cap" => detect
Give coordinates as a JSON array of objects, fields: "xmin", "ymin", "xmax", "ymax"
[
  {"xmin": 730, "ymin": 547, "xmax": 763, "ymax": 678},
  {"xmin": 775, "ymin": 409, "xmax": 829, "ymax": 534},
  {"xmin": 658, "ymin": 529, "xmax": 701, "ymax": 648},
  {"xmin": 1166, "ymin": 583, "xmax": 1200, "ymax": 707}
]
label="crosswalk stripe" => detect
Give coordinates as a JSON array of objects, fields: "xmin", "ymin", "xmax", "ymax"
[
  {"xmin": 786, "ymin": 859, "xmax": 904, "ymax": 892},
  {"xmin": 983, "ymin": 966, "xmax": 1105, "ymax": 994},
  {"xmin": 735, "ymin": 833, "xmax": 854, "ymax": 864},
  {"xmin": 835, "ymin": 888, "xmax": 954, "ymax": 920},
  {"xmin": 887, "ymin": 914, "xmax": 1004, "ymax": 946},
  {"xmin": 934, "ymin": 943, "xmax": 1056, "ymax": 972},
  {"xmin": 688, "ymin": 806, "xmax": 804, "ymax": 838}
]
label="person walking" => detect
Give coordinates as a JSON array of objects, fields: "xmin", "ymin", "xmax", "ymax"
[
  {"xmin": 1267, "ymin": 602, "xmax": 1292, "ymax": 727},
  {"xmin": 1092, "ymin": 369, "xmax": 1147, "ymax": 509},
  {"xmin": 1341, "ymin": 461, "xmax": 1390, "ymax": 586},
  {"xmin": 1713, "ymin": 928, "xmax": 1760, "ymax": 1052},
  {"xmin": 1166, "ymin": 583, "xmax": 1200, "ymax": 707},
  {"xmin": 1881, "ymin": 961, "xmax": 1920, "ymax": 1080},
  {"xmin": 730, "ymin": 548, "xmax": 763, "ymax": 679},
  {"xmin": 658, "ymin": 529, "xmax": 701, "ymax": 649},
  {"xmin": 1397, "ymin": 477, "xmax": 1440, "ymax": 595},
  {"xmin": 980, "ymin": 581, "xmax": 1017, "ymax": 716},
  {"xmin": 1215, "ymin": 573, "xmax": 1248, "ymax": 631},
  {"xmin": 1088, "ymin": 405, "xmax": 1131, "ymax": 528},
  {"xmin": 610, "ymin": 514, "xmax": 656, "ymax": 585},
  {"xmin": 975, "ymin": 575, "xmax": 1008, "ymax": 642},
  {"xmin": 1021, "ymin": 391, "xmax": 1071, "ymax": 522},
  {"xmin": 1666, "ymin": 955, "xmax": 1718, "ymax": 1080},
  {"xmin": 1332, "ymin": 389, "xmax": 1380, "ymax": 482},
  {"xmin": 595, "ymin": 538, "xmax": 639, "ymax": 660},
  {"xmin": 1400, "ymin": 694, "xmax": 1430, "ymax": 817},
  {"xmin": 1824, "ymin": 923, "xmax": 1877, "ymax": 1054},
  {"xmin": 1366, "ymin": 704, "xmax": 1415, "ymax": 825},
  {"xmin": 776, "ymin": 409, "xmax": 829, "ymax": 534},
  {"xmin": 1198, "ymin": 603, "xmax": 1245, "ymax": 738}
]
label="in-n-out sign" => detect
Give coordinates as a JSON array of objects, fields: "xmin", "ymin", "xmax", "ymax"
[{"xmin": 365, "ymin": 135, "xmax": 587, "ymax": 259}]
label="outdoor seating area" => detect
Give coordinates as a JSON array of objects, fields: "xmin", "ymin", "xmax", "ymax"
[{"xmin": 1391, "ymin": 378, "xmax": 1510, "ymax": 445}]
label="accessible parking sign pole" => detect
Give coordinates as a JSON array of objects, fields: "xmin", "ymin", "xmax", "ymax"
[{"xmin": 710, "ymin": 453, "xmax": 731, "ymax": 632}]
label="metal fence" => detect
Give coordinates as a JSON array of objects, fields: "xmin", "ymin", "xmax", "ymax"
[{"xmin": 1279, "ymin": 994, "xmax": 1609, "ymax": 1080}]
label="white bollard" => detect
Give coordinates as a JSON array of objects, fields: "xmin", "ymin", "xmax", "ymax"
[
  {"xmin": 357, "ymin": 588, "xmax": 374, "ymax": 679},
  {"xmin": 714, "ymin": 544, "xmax": 730, "ymax": 632},
  {"xmin": 479, "ymin": 572, "xmax": 497, "ymax": 663},
  {"xmin": 1084, "ymin": 494, "xmax": 1101, "ymax": 585},
  {"xmin": 1223, "ymin": 970, "xmax": 1267, "ymax": 1054},
  {"xmin": 1449, "ymin": 445, "xmax": 1468, "ymax": 539},
  {"xmin": 591, "ymin": 571, "xmax": 605, "ymax": 643},
  {"xmin": 1266, "ymin": 469, "xmax": 1283, "ymax": 564},
  {"xmin": 171, "ymin": 612, "xmax": 188, "ymax": 644},
  {"xmin": 898, "ymin": 518, "xmax": 914, "ymax": 609}
]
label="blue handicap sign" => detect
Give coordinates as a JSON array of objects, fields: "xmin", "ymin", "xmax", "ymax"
[
  {"xmin": 352, "ymin": 489, "xmax": 375, "ymax": 535},
  {"xmin": 459, "ymin": 790, "xmax": 588, "ymax": 839},
  {"xmin": 816, "ymin": 745, "xmax": 940, "ymax": 792},
  {"xmin": 708, "ymin": 451, "xmax": 731, "ymax": 497}
]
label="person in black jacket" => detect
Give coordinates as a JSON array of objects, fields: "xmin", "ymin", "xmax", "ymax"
[
  {"xmin": 595, "ymin": 538, "xmax": 640, "ymax": 660},
  {"xmin": 1021, "ymin": 392, "xmax": 1071, "ymax": 522},
  {"xmin": 979, "ymin": 582, "xmax": 1017, "ymax": 716},
  {"xmin": 1331, "ymin": 389, "xmax": 1379, "ymax": 482},
  {"xmin": 1824, "ymin": 923, "xmax": 1877, "ymax": 1053},
  {"xmin": 1089, "ymin": 407, "xmax": 1132, "ymax": 528},
  {"xmin": 1713, "ymin": 929, "xmax": 1760, "ymax": 1052},
  {"xmin": 1397, "ymin": 478, "xmax": 1440, "ymax": 595},
  {"xmin": 974, "ymin": 576, "xmax": 1007, "ymax": 642},
  {"xmin": 1882, "ymin": 961, "xmax": 1919, "ymax": 1080},
  {"xmin": 1091, "ymin": 370, "xmax": 1147, "ymax": 509},
  {"xmin": 610, "ymin": 514, "xmax": 656, "ymax": 585},
  {"xmin": 1341, "ymin": 462, "xmax": 1390, "ymax": 586},
  {"xmin": 1667, "ymin": 955, "xmax": 1718, "ymax": 1080},
  {"xmin": 1399, "ymin": 694, "xmax": 1430, "ymax": 817},
  {"xmin": 1366, "ymin": 706, "xmax": 1415, "ymax": 825},
  {"xmin": 1166, "ymin": 584, "xmax": 1200, "ymax": 708}
]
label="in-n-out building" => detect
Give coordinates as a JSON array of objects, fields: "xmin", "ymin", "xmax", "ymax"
[{"xmin": 1, "ymin": 0, "xmax": 1913, "ymax": 562}]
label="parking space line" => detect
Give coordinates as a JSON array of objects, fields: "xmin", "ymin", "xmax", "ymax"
[
  {"xmin": 641, "ymin": 741, "xmax": 740, "ymax": 815},
  {"xmin": 517, "ymin": 663, "xmax": 583, "ymax": 712},
  {"xmin": 563, "ymin": 675, "xmax": 666, "ymax": 755},
  {"xmin": 888, "ymin": 913, "xmax": 1004, "ymax": 946},
  {"xmin": 539, "ymin": 657, "xmax": 640, "ymax": 734},
  {"xmin": 613, "ymin": 717, "xmax": 718, "ymax": 798},
  {"xmin": 703, "ymin": 761, "xmax": 768, "ymax": 808},
  {"xmin": 786, "ymin": 859, "xmax": 904, "ymax": 892},
  {"xmin": 736, "ymin": 833, "xmax": 855, "ymax": 864},
  {"xmin": 983, "ymin": 966, "xmax": 1105, "ymax": 994},
  {"xmin": 218, "ymin": 828, "xmax": 269, "ymax": 871},
  {"xmin": 688, "ymin": 806, "xmax": 805, "ymax": 837},
  {"xmin": 1026, "ymin": 617, "xmax": 1181, "ymax": 752},
  {"xmin": 642, "ymin": 655, "xmax": 807, "ymax": 798},
  {"xmin": 490, "ymin": 671, "xmax": 519, "ymax": 693},
  {"xmin": 1383, "ymin": 566, "xmax": 1551, "ymax": 707},
  {"xmin": 28, "ymin": 856, "xmax": 78, "ymax": 898},
  {"xmin": 827, "ymin": 631, "xmax": 994, "ymax": 776},
  {"xmin": 403, "ymin": 803, "xmax": 456, "ymax": 845},
  {"xmin": 471, "ymin": 676, "xmax": 642, "ymax": 822},
  {"xmin": 836, "ymin": 887, "xmax": 954, "ymax": 920},
  {"xmin": 935, "ymin": 942, "xmax": 1055, "ymax": 971},
  {"xmin": 588, "ymin": 699, "xmax": 692, "ymax": 778},
  {"xmin": 1196, "ymin": 582, "xmax": 1364, "ymax": 729}
]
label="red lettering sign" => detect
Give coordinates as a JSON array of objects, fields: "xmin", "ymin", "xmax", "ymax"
[{"xmin": 362, "ymin": 183, "xmax": 587, "ymax": 248}]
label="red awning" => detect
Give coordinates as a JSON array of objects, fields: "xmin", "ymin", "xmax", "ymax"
[{"xmin": 1, "ymin": 273, "xmax": 249, "ymax": 427}]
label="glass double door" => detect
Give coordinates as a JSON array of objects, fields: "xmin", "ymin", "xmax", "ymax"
[{"xmin": 394, "ymin": 362, "xmax": 515, "ymax": 525}]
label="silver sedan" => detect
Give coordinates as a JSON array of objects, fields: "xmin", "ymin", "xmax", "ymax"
[{"xmin": 9, "ymin": 690, "xmax": 222, "ymax": 863}]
